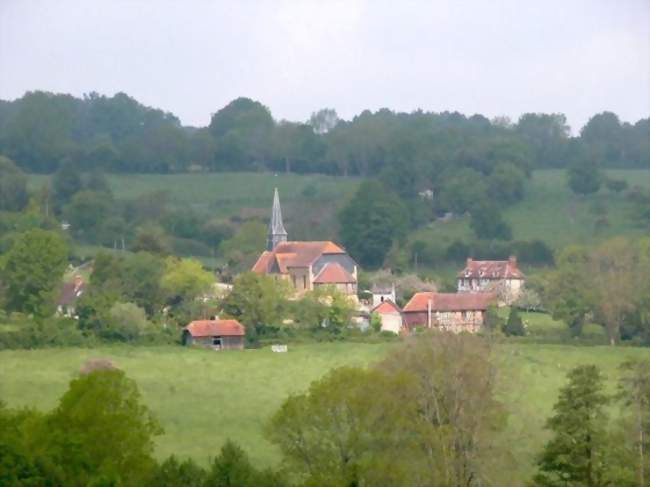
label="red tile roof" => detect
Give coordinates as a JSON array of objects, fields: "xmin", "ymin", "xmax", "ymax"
[
  {"xmin": 252, "ymin": 251, "xmax": 273, "ymax": 273},
  {"xmin": 403, "ymin": 292, "xmax": 497, "ymax": 312},
  {"xmin": 184, "ymin": 320, "xmax": 245, "ymax": 337},
  {"xmin": 371, "ymin": 300, "xmax": 401, "ymax": 314},
  {"xmin": 457, "ymin": 257, "xmax": 524, "ymax": 279},
  {"xmin": 57, "ymin": 277, "xmax": 86, "ymax": 306},
  {"xmin": 252, "ymin": 241, "xmax": 348, "ymax": 274},
  {"xmin": 313, "ymin": 262, "xmax": 356, "ymax": 284}
]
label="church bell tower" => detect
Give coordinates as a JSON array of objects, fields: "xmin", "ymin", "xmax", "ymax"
[{"xmin": 267, "ymin": 188, "xmax": 288, "ymax": 250}]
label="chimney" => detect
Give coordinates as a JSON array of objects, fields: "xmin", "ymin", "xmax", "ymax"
[
  {"xmin": 466, "ymin": 257, "xmax": 473, "ymax": 268},
  {"xmin": 427, "ymin": 298, "xmax": 432, "ymax": 329},
  {"xmin": 509, "ymin": 255, "xmax": 517, "ymax": 268}
]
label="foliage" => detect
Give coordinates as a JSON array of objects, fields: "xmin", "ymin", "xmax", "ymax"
[
  {"xmin": 503, "ymin": 307, "xmax": 526, "ymax": 336},
  {"xmin": 339, "ymin": 180, "xmax": 409, "ymax": 269},
  {"xmin": 269, "ymin": 334, "xmax": 506, "ymax": 486},
  {"xmin": 205, "ymin": 440, "xmax": 287, "ymax": 487},
  {"xmin": 615, "ymin": 359, "xmax": 650, "ymax": 486},
  {"xmin": 1, "ymin": 228, "xmax": 68, "ymax": 317},
  {"xmin": 221, "ymin": 272, "xmax": 290, "ymax": 344},
  {"xmin": 161, "ymin": 257, "xmax": 213, "ymax": 304},
  {"xmin": 219, "ymin": 220, "xmax": 266, "ymax": 272},
  {"xmin": 152, "ymin": 455, "xmax": 207, "ymax": 487},
  {"xmin": 469, "ymin": 202, "xmax": 513, "ymax": 240},
  {"xmin": 42, "ymin": 368, "xmax": 162, "ymax": 485},
  {"xmin": 0, "ymin": 155, "xmax": 28, "ymax": 211},
  {"xmin": 568, "ymin": 157, "xmax": 602, "ymax": 195},
  {"xmin": 534, "ymin": 365, "xmax": 612, "ymax": 486},
  {"xmin": 104, "ymin": 302, "xmax": 152, "ymax": 342},
  {"xmin": 132, "ymin": 223, "xmax": 172, "ymax": 255}
]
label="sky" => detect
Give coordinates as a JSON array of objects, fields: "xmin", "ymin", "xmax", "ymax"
[{"xmin": 0, "ymin": 0, "xmax": 648, "ymax": 133}]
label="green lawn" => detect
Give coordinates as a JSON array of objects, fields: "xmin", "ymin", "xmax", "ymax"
[{"xmin": 0, "ymin": 341, "xmax": 646, "ymax": 484}]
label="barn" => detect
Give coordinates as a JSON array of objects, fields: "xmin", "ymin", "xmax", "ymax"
[{"xmin": 182, "ymin": 319, "xmax": 245, "ymax": 350}]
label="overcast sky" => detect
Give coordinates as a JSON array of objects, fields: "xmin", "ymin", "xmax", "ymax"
[{"xmin": 1, "ymin": 0, "xmax": 648, "ymax": 133}]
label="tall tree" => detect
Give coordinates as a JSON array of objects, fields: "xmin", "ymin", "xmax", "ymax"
[
  {"xmin": 534, "ymin": 365, "xmax": 612, "ymax": 486},
  {"xmin": 2, "ymin": 229, "xmax": 68, "ymax": 316},
  {"xmin": 339, "ymin": 180, "xmax": 409, "ymax": 269},
  {"xmin": 617, "ymin": 359, "xmax": 650, "ymax": 486},
  {"xmin": 0, "ymin": 155, "xmax": 28, "ymax": 211}
]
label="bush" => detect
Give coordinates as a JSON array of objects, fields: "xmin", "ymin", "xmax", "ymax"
[
  {"xmin": 503, "ymin": 308, "xmax": 526, "ymax": 336},
  {"xmin": 605, "ymin": 178, "xmax": 628, "ymax": 193}
]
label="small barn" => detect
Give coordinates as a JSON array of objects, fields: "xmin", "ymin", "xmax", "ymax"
[{"xmin": 182, "ymin": 319, "xmax": 245, "ymax": 350}]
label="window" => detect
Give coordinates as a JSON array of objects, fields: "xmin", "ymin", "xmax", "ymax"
[{"xmin": 212, "ymin": 337, "xmax": 222, "ymax": 347}]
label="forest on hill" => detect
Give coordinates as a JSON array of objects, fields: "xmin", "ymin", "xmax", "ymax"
[{"xmin": 0, "ymin": 91, "xmax": 648, "ymax": 176}]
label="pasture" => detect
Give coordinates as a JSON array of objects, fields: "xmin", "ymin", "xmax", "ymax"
[{"xmin": 0, "ymin": 339, "xmax": 646, "ymax": 484}]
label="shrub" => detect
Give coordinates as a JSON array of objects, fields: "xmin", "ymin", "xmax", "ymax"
[{"xmin": 503, "ymin": 308, "xmax": 525, "ymax": 336}]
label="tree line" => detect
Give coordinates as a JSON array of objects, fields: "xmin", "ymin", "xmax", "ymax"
[{"xmin": 0, "ymin": 91, "xmax": 647, "ymax": 177}]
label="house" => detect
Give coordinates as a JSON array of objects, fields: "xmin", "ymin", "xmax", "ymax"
[
  {"xmin": 402, "ymin": 292, "xmax": 496, "ymax": 333},
  {"xmin": 57, "ymin": 275, "xmax": 86, "ymax": 317},
  {"xmin": 370, "ymin": 299, "xmax": 403, "ymax": 334},
  {"xmin": 370, "ymin": 283, "xmax": 396, "ymax": 307},
  {"xmin": 457, "ymin": 256, "xmax": 525, "ymax": 304},
  {"xmin": 182, "ymin": 319, "xmax": 245, "ymax": 350},
  {"xmin": 252, "ymin": 189, "xmax": 358, "ymax": 297}
]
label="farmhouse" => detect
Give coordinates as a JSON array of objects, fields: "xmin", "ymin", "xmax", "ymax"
[
  {"xmin": 457, "ymin": 256, "xmax": 525, "ymax": 304},
  {"xmin": 56, "ymin": 275, "xmax": 86, "ymax": 318},
  {"xmin": 252, "ymin": 189, "xmax": 358, "ymax": 297},
  {"xmin": 182, "ymin": 319, "xmax": 245, "ymax": 350},
  {"xmin": 370, "ymin": 299, "xmax": 404, "ymax": 334},
  {"xmin": 402, "ymin": 291, "xmax": 496, "ymax": 333}
]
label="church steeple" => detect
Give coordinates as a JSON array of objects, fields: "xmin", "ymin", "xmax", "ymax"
[{"xmin": 267, "ymin": 187, "xmax": 288, "ymax": 250}]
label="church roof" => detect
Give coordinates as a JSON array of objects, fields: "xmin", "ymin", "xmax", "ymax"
[
  {"xmin": 252, "ymin": 241, "xmax": 348, "ymax": 274},
  {"xmin": 313, "ymin": 262, "xmax": 356, "ymax": 284}
]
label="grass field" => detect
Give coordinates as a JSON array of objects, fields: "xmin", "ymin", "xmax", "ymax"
[
  {"xmin": 411, "ymin": 169, "xmax": 650, "ymax": 252},
  {"xmin": 0, "ymin": 339, "xmax": 647, "ymax": 484}
]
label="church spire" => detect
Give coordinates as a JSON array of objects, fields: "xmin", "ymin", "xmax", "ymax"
[{"xmin": 267, "ymin": 187, "xmax": 287, "ymax": 250}]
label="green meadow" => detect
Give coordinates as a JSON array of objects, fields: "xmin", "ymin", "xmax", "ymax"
[{"xmin": 0, "ymin": 337, "xmax": 646, "ymax": 484}]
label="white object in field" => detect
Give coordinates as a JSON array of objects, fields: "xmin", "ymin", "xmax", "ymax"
[{"xmin": 271, "ymin": 344, "xmax": 288, "ymax": 353}]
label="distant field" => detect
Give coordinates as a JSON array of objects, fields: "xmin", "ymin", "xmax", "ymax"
[
  {"xmin": 411, "ymin": 169, "xmax": 650, "ymax": 252},
  {"xmin": 0, "ymin": 337, "xmax": 646, "ymax": 484}
]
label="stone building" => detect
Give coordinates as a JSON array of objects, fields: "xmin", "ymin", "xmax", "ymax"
[
  {"xmin": 402, "ymin": 291, "xmax": 496, "ymax": 333},
  {"xmin": 457, "ymin": 256, "xmax": 525, "ymax": 304},
  {"xmin": 252, "ymin": 189, "xmax": 358, "ymax": 297}
]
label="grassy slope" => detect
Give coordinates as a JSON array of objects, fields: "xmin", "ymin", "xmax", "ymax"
[
  {"xmin": 411, "ymin": 169, "xmax": 650, "ymax": 252},
  {"xmin": 0, "ymin": 339, "xmax": 646, "ymax": 484},
  {"xmin": 30, "ymin": 169, "xmax": 648, "ymax": 258}
]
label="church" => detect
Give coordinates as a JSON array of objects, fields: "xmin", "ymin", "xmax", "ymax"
[{"xmin": 252, "ymin": 189, "xmax": 359, "ymax": 297}]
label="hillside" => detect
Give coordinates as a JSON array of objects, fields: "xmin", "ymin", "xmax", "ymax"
[{"xmin": 28, "ymin": 169, "xmax": 649, "ymax": 264}]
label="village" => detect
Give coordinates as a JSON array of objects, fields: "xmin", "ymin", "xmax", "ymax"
[{"xmin": 58, "ymin": 188, "xmax": 527, "ymax": 351}]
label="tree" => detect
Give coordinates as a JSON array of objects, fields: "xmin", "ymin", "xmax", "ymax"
[
  {"xmin": 161, "ymin": 257, "xmax": 213, "ymax": 305},
  {"xmin": 218, "ymin": 220, "xmax": 266, "ymax": 272},
  {"xmin": 0, "ymin": 155, "xmax": 28, "ymax": 211},
  {"xmin": 534, "ymin": 365, "xmax": 612, "ymax": 486},
  {"xmin": 63, "ymin": 190, "xmax": 113, "ymax": 240},
  {"xmin": 616, "ymin": 359, "xmax": 650, "ymax": 486},
  {"xmin": 339, "ymin": 180, "xmax": 409, "ymax": 269},
  {"xmin": 153, "ymin": 456, "xmax": 207, "ymax": 487},
  {"xmin": 104, "ymin": 302, "xmax": 152, "ymax": 342},
  {"xmin": 309, "ymin": 108, "xmax": 339, "ymax": 135},
  {"xmin": 44, "ymin": 367, "xmax": 162, "ymax": 485},
  {"xmin": 132, "ymin": 223, "xmax": 171, "ymax": 255},
  {"xmin": 487, "ymin": 162, "xmax": 526, "ymax": 205},
  {"xmin": 567, "ymin": 157, "xmax": 602, "ymax": 195},
  {"xmin": 503, "ymin": 307, "xmax": 525, "ymax": 336},
  {"xmin": 120, "ymin": 252, "xmax": 166, "ymax": 316},
  {"xmin": 205, "ymin": 440, "xmax": 287, "ymax": 487},
  {"xmin": 52, "ymin": 161, "xmax": 82, "ymax": 208},
  {"xmin": 2, "ymin": 229, "xmax": 68, "ymax": 316},
  {"xmin": 382, "ymin": 333, "xmax": 507, "ymax": 485},
  {"xmin": 469, "ymin": 202, "xmax": 513, "ymax": 241},
  {"xmin": 221, "ymin": 272, "xmax": 290, "ymax": 343},
  {"xmin": 268, "ymin": 366, "xmax": 413, "ymax": 486}
]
